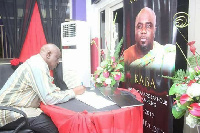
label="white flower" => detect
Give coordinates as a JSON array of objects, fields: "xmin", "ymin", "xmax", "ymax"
[
  {"xmin": 177, "ymin": 84, "xmax": 188, "ymax": 95},
  {"xmin": 105, "ymin": 78, "xmax": 112, "ymax": 85},
  {"xmin": 97, "ymin": 67, "xmax": 103, "ymax": 71},
  {"xmin": 186, "ymin": 83, "xmax": 200, "ymax": 98},
  {"xmin": 186, "ymin": 114, "xmax": 198, "ymax": 128},
  {"xmin": 195, "ymin": 77, "xmax": 199, "ymax": 81},
  {"xmin": 189, "ymin": 67, "xmax": 195, "ymax": 73},
  {"xmin": 96, "ymin": 78, "xmax": 102, "ymax": 83},
  {"xmin": 100, "ymin": 61, "xmax": 107, "ymax": 67},
  {"xmin": 110, "ymin": 50, "xmax": 115, "ymax": 57}
]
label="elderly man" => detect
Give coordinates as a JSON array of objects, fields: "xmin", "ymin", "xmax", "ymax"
[
  {"xmin": 0, "ymin": 44, "xmax": 86, "ymax": 133},
  {"xmin": 124, "ymin": 7, "xmax": 175, "ymax": 70}
]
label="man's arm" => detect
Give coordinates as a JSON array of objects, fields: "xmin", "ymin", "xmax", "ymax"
[{"xmin": 28, "ymin": 62, "xmax": 85, "ymax": 105}]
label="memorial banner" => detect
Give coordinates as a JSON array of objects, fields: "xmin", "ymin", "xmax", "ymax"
[{"xmin": 123, "ymin": 0, "xmax": 177, "ymax": 132}]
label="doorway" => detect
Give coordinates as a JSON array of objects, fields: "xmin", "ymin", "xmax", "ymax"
[{"xmin": 99, "ymin": 0, "xmax": 123, "ymax": 62}]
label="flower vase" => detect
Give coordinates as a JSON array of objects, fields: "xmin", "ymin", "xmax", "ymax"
[
  {"xmin": 98, "ymin": 86, "xmax": 117, "ymax": 96},
  {"xmin": 114, "ymin": 81, "xmax": 120, "ymax": 88}
]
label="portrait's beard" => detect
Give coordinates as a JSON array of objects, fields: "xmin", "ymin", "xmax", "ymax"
[{"xmin": 140, "ymin": 41, "xmax": 151, "ymax": 53}]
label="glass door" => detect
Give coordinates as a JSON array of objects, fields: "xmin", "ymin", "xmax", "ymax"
[
  {"xmin": 99, "ymin": 0, "xmax": 123, "ymax": 62},
  {"xmin": 110, "ymin": 3, "xmax": 123, "ymax": 56}
]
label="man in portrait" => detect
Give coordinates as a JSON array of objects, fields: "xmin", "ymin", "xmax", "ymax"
[
  {"xmin": 124, "ymin": 7, "xmax": 176, "ymax": 71},
  {"xmin": 123, "ymin": 1, "xmax": 179, "ymax": 132}
]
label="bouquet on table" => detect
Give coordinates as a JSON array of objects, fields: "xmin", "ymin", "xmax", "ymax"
[
  {"xmin": 163, "ymin": 41, "xmax": 200, "ymax": 128},
  {"xmin": 93, "ymin": 38, "xmax": 125, "ymax": 87}
]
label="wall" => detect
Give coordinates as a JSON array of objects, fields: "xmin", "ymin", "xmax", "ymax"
[
  {"xmin": 72, "ymin": 0, "xmax": 86, "ymax": 21},
  {"xmin": 86, "ymin": 0, "xmax": 121, "ymax": 39},
  {"xmin": 71, "ymin": 0, "xmax": 123, "ymax": 41},
  {"xmin": 188, "ymin": 0, "xmax": 200, "ymax": 57}
]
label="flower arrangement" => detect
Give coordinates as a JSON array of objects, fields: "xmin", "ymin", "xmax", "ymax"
[
  {"xmin": 10, "ymin": 58, "xmax": 23, "ymax": 70},
  {"xmin": 163, "ymin": 41, "xmax": 200, "ymax": 128},
  {"xmin": 93, "ymin": 38, "xmax": 125, "ymax": 87},
  {"xmin": 10, "ymin": 58, "xmax": 21, "ymax": 66},
  {"xmin": 93, "ymin": 13, "xmax": 125, "ymax": 88}
]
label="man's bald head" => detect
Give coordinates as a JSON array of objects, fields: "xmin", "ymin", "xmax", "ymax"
[
  {"xmin": 40, "ymin": 44, "xmax": 60, "ymax": 55},
  {"xmin": 134, "ymin": 7, "xmax": 156, "ymax": 55},
  {"xmin": 135, "ymin": 7, "xmax": 156, "ymax": 27},
  {"xmin": 40, "ymin": 44, "xmax": 61, "ymax": 70}
]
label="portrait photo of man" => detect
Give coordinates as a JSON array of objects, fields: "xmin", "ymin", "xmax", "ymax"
[
  {"xmin": 124, "ymin": 7, "xmax": 176, "ymax": 71},
  {"xmin": 123, "ymin": 1, "xmax": 178, "ymax": 132}
]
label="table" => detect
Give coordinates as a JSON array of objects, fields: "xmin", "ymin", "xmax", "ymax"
[{"xmin": 40, "ymin": 88, "xmax": 143, "ymax": 133}]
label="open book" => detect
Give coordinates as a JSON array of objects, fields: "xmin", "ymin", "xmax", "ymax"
[{"xmin": 75, "ymin": 91, "xmax": 116, "ymax": 109}]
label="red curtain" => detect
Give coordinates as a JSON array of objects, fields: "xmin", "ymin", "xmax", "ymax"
[
  {"xmin": 19, "ymin": 2, "xmax": 47, "ymax": 62},
  {"xmin": 91, "ymin": 37, "xmax": 99, "ymax": 74}
]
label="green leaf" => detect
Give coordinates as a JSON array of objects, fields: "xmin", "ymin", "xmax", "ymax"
[
  {"xmin": 120, "ymin": 58, "xmax": 124, "ymax": 64},
  {"xmin": 95, "ymin": 83, "xmax": 102, "ymax": 87},
  {"xmin": 120, "ymin": 73, "xmax": 125, "ymax": 82},
  {"xmin": 99, "ymin": 74, "xmax": 106, "ymax": 82},
  {"xmin": 116, "ymin": 63, "xmax": 124, "ymax": 70},
  {"xmin": 177, "ymin": 100, "xmax": 191, "ymax": 110},
  {"xmin": 172, "ymin": 69, "xmax": 188, "ymax": 84},
  {"xmin": 114, "ymin": 37, "xmax": 123, "ymax": 59},
  {"xmin": 111, "ymin": 72, "xmax": 119, "ymax": 75},
  {"xmin": 189, "ymin": 68, "xmax": 196, "ymax": 80},
  {"xmin": 169, "ymin": 84, "xmax": 176, "ymax": 95},
  {"xmin": 107, "ymin": 66, "xmax": 113, "ymax": 71},
  {"xmin": 101, "ymin": 60, "xmax": 108, "ymax": 67},
  {"xmin": 169, "ymin": 84, "xmax": 187, "ymax": 95},
  {"xmin": 110, "ymin": 77, "xmax": 116, "ymax": 87},
  {"xmin": 172, "ymin": 105, "xmax": 186, "ymax": 119},
  {"xmin": 188, "ymin": 55, "xmax": 200, "ymax": 68}
]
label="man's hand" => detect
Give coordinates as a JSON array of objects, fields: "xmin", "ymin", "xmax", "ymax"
[{"xmin": 73, "ymin": 86, "xmax": 86, "ymax": 95}]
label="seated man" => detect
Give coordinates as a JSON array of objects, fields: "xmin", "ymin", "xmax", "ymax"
[{"xmin": 0, "ymin": 44, "xmax": 86, "ymax": 133}]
